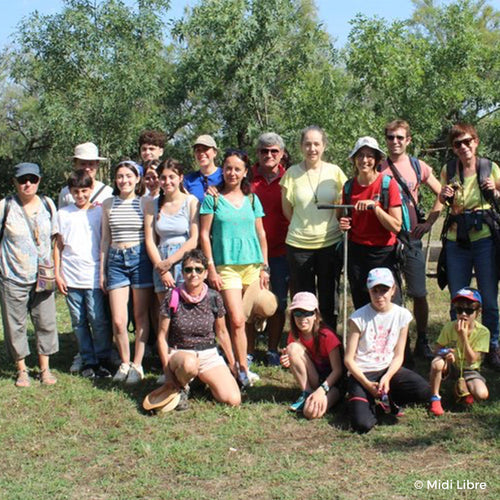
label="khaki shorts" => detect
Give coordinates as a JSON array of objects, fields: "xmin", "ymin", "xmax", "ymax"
[
  {"xmin": 217, "ymin": 264, "xmax": 260, "ymax": 291},
  {"xmin": 170, "ymin": 347, "xmax": 226, "ymax": 374}
]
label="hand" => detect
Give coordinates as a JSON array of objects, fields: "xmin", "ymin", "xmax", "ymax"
[
  {"xmin": 206, "ymin": 185, "xmax": 219, "ymax": 197},
  {"xmin": 440, "ymin": 185, "xmax": 455, "ymax": 202},
  {"xmin": 303, "ymin": 388, "xmax": 328, "ymax": 419},
  {"xmin": 161, "ymin": 270, "xmax": 176, "ymax": 288},
  {"xmin": 444, "ymin": 349, "xmax": 456, "ymax": 363},
  {"xmin": 412, "ymin": 221, "xmax": 431, "ymax": 240},
  {"xmin": 365, "ymin": 381, "xmax": 380, "ymax": 398},
  {"xmin": 480, "ymin": 178, "xmax": 495, "ymax": 192},
  {"xmin": 207, "ymin": 267, "xmax": 223, "ymax": 291},
  {"xmin": 339, "ymin": 216, "xmax": 351, "ymax": 231},
  {"xmin": 156, "ymin": 258, "xmax": 172, "ymax": 274},
  {"xmin": 378, "ymin": 376, "xmax": 390, "ymax": 396},
  {"xmin": 455, "ymin": 318, "xmax": 469, "ymax": 338},
  {"xmin": 355, "ymin": 199, "xmax": 377, "ymax": 211},
  {"xmin": 259, "ymin": 269, "xmax": 270, "ymax": 289},
  {"xmin": 100, "ymin": 275, "xmax": 108, "ymax": 294},
  {"xmin": 280, "ymin": 348, "xmax": 290, "ymax": 368},
  {"xmin": 55, "ymin": 275, "xmax": 68, "ymax": 296}
]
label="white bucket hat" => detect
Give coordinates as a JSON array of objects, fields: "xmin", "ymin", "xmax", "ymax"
[
  {"xmin": 73, "ymin": 142, "xmax": 107, "ymax": 161},
  {"xmin": 348, "ymin": 136, "xmax": 385, "ymax": 159}
]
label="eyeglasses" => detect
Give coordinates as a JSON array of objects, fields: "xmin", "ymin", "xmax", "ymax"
[
  {"xmin": 182, "ymin": 266, "xmax": 205, "ymax": 275},
  {"xmin": 17, "ymin": 175, "xmax": 40, "ymax": 185},
  {"xmin": 453, "ymin": 137, "xmax": 474, "ymax": 149},
  {"xmin": 455, "ymin": 306, "xmax": 478, "ymax": 315},
  {"xmin": 259, "ymin": 148, "xmax": 281, "ymax": 156},
  {"xmin": 292, "ymin": 309, "xmax": 315, "ymax": 318},
  {"xmin": 386, "ymin": 134, "xmax": 406, "ymax": 142}
]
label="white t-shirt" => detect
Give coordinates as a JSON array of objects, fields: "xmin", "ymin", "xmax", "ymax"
[
  {"xmin": 349, "ymin": 303, "xmax": 412, "ymax": 372},
  {"xmin": 55, "ymin": 204, "xmax": 102, "ymax": 289},
  {"xmin": 58, "ymin": 181, "xmax": 113, "ymax": 209}
]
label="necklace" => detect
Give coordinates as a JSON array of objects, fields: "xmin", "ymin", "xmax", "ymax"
[{"xmin": 305, "ymin": 161, "xmax": 323, "ymax": 204}]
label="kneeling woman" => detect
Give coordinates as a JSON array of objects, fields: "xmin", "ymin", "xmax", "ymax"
[
  {"xmin": 344, "ymin": 268, "xmax": 431, "ymax": 433},
  {"xmin": 156, "ymin": 249, "xmax": 241, "ymax": 409},
  {"xmin": 280, "ymin": 292, "xmax": 343, "ymax": 419}
]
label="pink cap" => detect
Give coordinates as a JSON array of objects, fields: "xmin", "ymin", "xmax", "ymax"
[{"xmin": 289, "ymin": 292, "xmax": 318, "ymax": 312}]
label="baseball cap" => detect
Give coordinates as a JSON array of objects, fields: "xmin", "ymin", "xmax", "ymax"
[
  {"xmin": 366, "ymin": 268, "xmax": 395, "ymax": 289},
  {"xmin": 452, "ymin": 287, "xmax": 482, "ymax": 305},
  {"xmin": 14, "ymin": 163, "xmax": 41, "ymax": 178},
  {"xmin": 289, "ymin": 292, "xmax": 318, "ymax": 312},
  {"xmin": 192, "ymin": 135, "xmax": 217, "ymax": 149}
]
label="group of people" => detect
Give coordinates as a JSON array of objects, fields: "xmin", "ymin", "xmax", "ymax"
[{"xmin": 0, "ymin": 120, "xmax": 499, "ymax": 432}]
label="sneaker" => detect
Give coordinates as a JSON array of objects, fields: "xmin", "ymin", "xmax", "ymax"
[
  {"xmin": 176, "ymin": 389, "xmax": 190, "ymax": 411},
  {"xmin": 247, "ymin": 353, "xmax": 255, "ymax": 367},
  {"xmin": 414, "ymin": 339, "xmax": 434, "ymax": 360},
  {"xmin": 290, "ymin": 390, "xmax": 311, "ymax": 412},
  {"xmin": 247, "ymin": 369, "xmax": 260, "ymax": 384},
  {"xmin": 156, "ymin": 373, "xmax": 166, "ymax": 385},
  {"xmin": 95, "ymin": 365, "xmax": 112, "ymax": 379},
  {"xmin": 485, "ymin": 348, "xmax": 500, "ymax": 371},
  {"xmin": 125, "ymin": 363, "xmax": 144, "ymax": 385},
  {"xmin": 70, "ymin": 353, "xmax": 82, "ymax": 374},
  {"xmin": 80, "ymin": 365, "xmax": 96, "ymax": 379},
  {"xmin": 266, "ymin": 350, "xmax": 281, "ymax": 367},
  {"xmin": 462, "ymin": 394, "xmax": 474, "ymax": 406},
  {"xmin": 254, "ymin": 318, "xmax": 267, "ymax": 333},
  {"xmin": 429, "ymin": 397, "xmax": 444, "ymax": 417},
  {"xmin": 113, "ymin": 362, "xmax": 130, "ymax": 382}
]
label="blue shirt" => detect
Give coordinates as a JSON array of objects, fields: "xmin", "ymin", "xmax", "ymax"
[{"xmin": 184, "ymin": 168, "xmax": 224, "ymax": 202}]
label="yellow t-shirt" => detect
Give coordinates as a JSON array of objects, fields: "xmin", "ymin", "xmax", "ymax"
[
  {"xmin": 440, "ymin": 161, "xmax": 500, "ymax": 242},
  {"xmin": 280, "ymin": 161, "xmax": 347, "ymax": 249}
]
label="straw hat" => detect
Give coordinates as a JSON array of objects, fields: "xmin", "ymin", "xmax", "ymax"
[
  {"xmin": 143, "ymin": 384, "xmax": 181, "ymax": 413},
  {"xmin": 243, "ymin": 280, "xmax": 278, "ymax": 323}
]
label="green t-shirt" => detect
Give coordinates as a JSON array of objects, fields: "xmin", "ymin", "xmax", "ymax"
[
  {"xmin": 200, "ymin": 194, "xmax": 264, "ymax": 266},
  {"xmin": 437, "ymin": 320, "xmax": 490, "ymax": 370}
]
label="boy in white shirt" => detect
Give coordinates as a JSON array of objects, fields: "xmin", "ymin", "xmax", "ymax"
[{"xmin": 54, "ymin": 171, "xmax": 112, "ymax": 378}]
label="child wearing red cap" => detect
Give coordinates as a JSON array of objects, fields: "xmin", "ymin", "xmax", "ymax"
[{"xmin": 429, "ymin": 287, "xmax": 490, "ymax": 416}]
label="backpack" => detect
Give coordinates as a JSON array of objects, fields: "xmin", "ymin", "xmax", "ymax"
[
  {"xmin": 343, "ymin": 174, "xmax": 412, "ymax": 232},
  {"xmin": 168, "ymin": 287, "xmax": 220, "ymax": 316},
  {"xmin": 0, "ymin": 195, "xmax": 54, "ymax": 242}
]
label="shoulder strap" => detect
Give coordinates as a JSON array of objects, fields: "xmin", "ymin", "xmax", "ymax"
[
  {"xmin": 169, "ymin": 287, "xmax": 180, "ymax": 314},
  {"xmin": 343, "ymin": 178, "xmax": 353, "ymax": 205},
  {"xmin": 207, "ymin": 288, "xmax": 219, "ymax": 316},
  {"xmin": 90, "ymin": 183, "xmax": 106, "ymax": 204},
  {"xmin": 409, "ymin": 156, "xmax": 422, "ymax": 185},
  {"xmin": 0, "ymin": 196, "xmax": 13, "ymax": 242},
  {"xmin": 381, "ymin": 175, "xmax": 391, "ymax": 210},
  {"xmin": 386, "ymin": 159, "xmax": 419, "ymax": 208},
  {"xmin": 446, "ymin": 158, "xmax": 460, "ymax": 183},
  {"xmin": 40, "ymin": 195, "xmax": 54, "ymax": 220}
]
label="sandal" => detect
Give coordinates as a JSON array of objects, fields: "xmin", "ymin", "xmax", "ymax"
[
  {"xmin": 40, "ymin": 369, "xmax": 57, "ymax": 386},
  {"xmin": 15, "ymin": 369, "xmax": 31, "ymax": 388}
]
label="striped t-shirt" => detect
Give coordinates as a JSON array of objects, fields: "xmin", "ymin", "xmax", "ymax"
[{"xmin": 109, "ymin": 196, "xmax": 145, "ymax": 243}]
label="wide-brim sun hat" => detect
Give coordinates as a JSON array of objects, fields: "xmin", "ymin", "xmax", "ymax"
[
  {"xmin": 143, "ymin": 384, "xmax": 181, "ymax": 412},
  {"xmin": 73, "ymin": 142, "xmax": 107, "ymax": 161},
  {"xmin": 192, "ymin": 134, "xmax": 218, "ymax": 150},
  {"xmin": 289, "ymin": 292, "xmax": 318, "ymax": 312},
  {"xmin": 243, "ymin": 280, "xmax": 278, "ymax": 322},
  {"xmin": 366, "ymin": 267, "xmax": 395, "ymax": 289},
  {"xmin": 348, "ymin": 136, "xmax": 386, "ymax": 159}
]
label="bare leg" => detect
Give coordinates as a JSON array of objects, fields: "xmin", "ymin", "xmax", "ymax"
[
  {"xmin": 108, "ymin": 286, "xmax": 131, "ymax": 364},
  {"xmin": 168, "ymin": 351, "xmax": 199, "ymax": 387},
  {"xmin": 429, "ymin": 356, "xmax": 445, "ymax": 395},
  {"xmin": 286, "ymin": 341, "xmax": 320, "ymax": 391},
  {"xmin": 467, "ymin": 378, "xmax": 489, "ymax": 400},
  {"xmin": 131, "ymin": 287, "xmax": 153, "ymax": 367},
  {"xmin": 267, "ymin": 310, "xmax": 285, "ymax": 352},
  {"xmin": 199, "ymin": 364, "xmax": 241, "ymax": 406},
  {"xmin": 222, "ymin": 288, "xmax": 248, "ymax": 371}
]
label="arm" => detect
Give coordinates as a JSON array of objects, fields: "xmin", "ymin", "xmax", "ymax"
[
  {"xmin": 255, "ymin": 217, "xmax": 269, "ymax": 289},
  {"xmin": 412, "ymin": 171, "xmax": 444, "ymax": 239},
  {"xmin": 281, "ymin": 187, "xmax": 293, "ymax": 222},
  {"xmin": 215, "ymin": 316, "xmax": 237, "ymax": 376},
  {"xmin": 344, "ymin": 319, "xmax": 380, "ymax": 398},
  {"xmin": 199, "ymin": 213, "xmax": 223, "ymax": 291},
  {"xmin": 144, "ymin": 199, "xmax": 163, "ymax": 270},
  {"xmin": 100, "ymin": 199, "xmax": 112, "ymax": 293},
  {"xmin": 378, "ymin": 324, "xmax": 408, "ymax": 395},
  {"xmin": 53, "ymin": 234, "xmax": 68, "ymax": 295},
  {"xmin": 375, "ymin": 204, "xmax": 402, "ymax": 234}
]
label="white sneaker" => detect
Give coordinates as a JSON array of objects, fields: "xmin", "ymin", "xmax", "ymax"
[
  {"xmin": 70, "ymin": 353, "xmax": 82, "ymax": 374},
  {"xmin": 125, "ymin": 363, "xmax": 144, "ymax": 385},
  {"xmin": 113, "ymin": 362, "xmax": 130, "ymax": 382},
  {"xmin": 247, "ymin": 369, "xmax": 260, "ymax": 384}
]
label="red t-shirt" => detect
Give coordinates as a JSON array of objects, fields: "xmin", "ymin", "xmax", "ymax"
[
  {"xmin": 287, "ymin": 326, "xmax": 341, "ymax": 374},
  {"xmin": 251, "ymin": 164, "xmax": 289, "ymax": 258},
  {"xmin": 342, "ymin": 174, "xmax": 401, "ymax": 246}
]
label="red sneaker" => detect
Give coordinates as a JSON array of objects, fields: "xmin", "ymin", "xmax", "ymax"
[
  {"xmin": 462, "ymin": 394, "xmax": 474, "ymax": 406},
  {"xmin": 429, "ymin": 399, "xmax": 444, "ymax": 416}
]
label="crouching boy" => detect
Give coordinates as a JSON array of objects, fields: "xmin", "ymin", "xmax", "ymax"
[{"xmin": 429, "ymin": 287, "xmax": 490, "ymax": 416}]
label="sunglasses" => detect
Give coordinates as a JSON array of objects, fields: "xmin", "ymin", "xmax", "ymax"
[
  {"xmin": 455, "ymin": 306, "xmax": 478, "ymax": 315},
  {"xmin": 17, "ymin": 174, "xmax": 40, "ymax": 185},
  {"xmin": 386, "ymin": 134, "xmax": 406, "ymax": 141},
  {"xmin": 259, "ymin": 148, "xmax": 281, "ymax": 156},
  {"xmin": 182, "ymin": 266, "xmax": 205, "ymax": 275},
  {"xmin": 292, "ymin": 309, "xmax": 315, "ymax": 318},
  {"xmin": 453, "ymin": 137, "xmax": 474, "ymax": 149}
]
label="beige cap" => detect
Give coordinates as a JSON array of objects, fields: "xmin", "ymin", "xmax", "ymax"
[{"xmin": 192, "ymin": 134, "xmax": 217, "ymax": 149}]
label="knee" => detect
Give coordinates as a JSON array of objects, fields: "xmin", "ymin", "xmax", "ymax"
[
  {"xmin": 178, "ymin": 355, "xmax": 199, "ymax": 378},
  {"xmin": 351, "ymin": 414, "xmax": 376, "ymax": 434},
  {"xmin": 430, "ymin": 357, "xmax": 445, "ymax": 373},
  {"xmin": 224, "ymin": 390, "xmax": 241, "ymax": 407},
  {"xmin": 471, "ymin": 385, "xmax": 489, "ymax": 401},
  {"xmin": 286, "ymin": 342, "xmax": 306, "ymax": 363}
]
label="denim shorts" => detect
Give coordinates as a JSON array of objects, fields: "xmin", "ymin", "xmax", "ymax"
[
  {"xmin": 107, "ymin": 243, "xmax": 153, "ymax": 291},
  {"xmin": 153, "ymin": 242, "xmax": 184, "ymax": 293}
]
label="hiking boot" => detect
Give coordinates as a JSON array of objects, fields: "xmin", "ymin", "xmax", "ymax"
[
  {"xmin": 175, "ymin": 389, "xmax": 190, "ymax": 411},
  {"xmin": 81, "ymin": 365, "xmax": 96, "ymax": 379},
  {"xmin": 125, "ymin": 363, "xmax": 144, "ymax": 385},
  {"xmin": 429, "ymin": 398, "xmax": 444, "ymax": 417},
  {"xmin": 266, "ymin": 350, "xmax": 281, "ymax": 367},
  {"xmin": 485, "ymin": 348, "xmax": 500, "ymax": 372},
  {"xmin": 289, "ymin": 390, "xmax": 311, "ymax": 412},
  {"xmin": 70, "ymin": 353, "xmax": 82, "ymax": 374},
  {"xmin": 414, "ymin": 339, "xmax": 434, "ymax": 360},
  {"xmin": 113, "ymin": 362, "xmax": 130, "ymax": 382},
  {"xmin": 95, "ymin": 365, "xmax": 112, "ymax": 379}
]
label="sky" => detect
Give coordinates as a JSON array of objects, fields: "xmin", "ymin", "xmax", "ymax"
[
  {"xmin": 1, "ymin": 0, "xmax": 500, "ymax": 49},
  {"xmin": 0, "ymin": 0, "xmax": 424, "ymax": 48}
]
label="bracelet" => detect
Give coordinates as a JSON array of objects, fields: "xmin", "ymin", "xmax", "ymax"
[
  {"xmin": 320, "ymin": 381, "xmax": 330, "ymax": 394},
  {"xmin": 207, "ymin": 259, "xmax": 214, "ymax": 265}
]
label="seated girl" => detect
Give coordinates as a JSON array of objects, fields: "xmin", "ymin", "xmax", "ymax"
[
  {"xmin": 280, "ymin": 292, "xmax": 343, "ymax": 419},
  {"xmin": 154, "ymin": 249, "xmax": 241, "ymax": 411},
  {"xmin": 344, "ymin": 268, "xmax": 431, "ymax": 433}
]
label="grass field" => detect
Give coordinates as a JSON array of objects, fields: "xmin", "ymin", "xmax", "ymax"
[{"xmin": 0, "ymin": 279, "xmax": 499, "ymax": 500}]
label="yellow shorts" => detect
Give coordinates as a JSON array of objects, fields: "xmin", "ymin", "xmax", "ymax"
[{"xmin": 217, "ymin": 264, "xmax": 261, "ymax": 291}]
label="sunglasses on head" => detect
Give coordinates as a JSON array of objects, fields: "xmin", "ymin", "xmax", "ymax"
[
  {"xmin": 386, "ymin": 134, "xmax": 405, "ymax": 141},
  {"xmin": 292, "ymin": 309, "xmax": 315, "ymax": 318},
  {"xmin": 259, "ymin": 148, "xmax": 281, "ymax": 156},
  {"xmin": 454, "ymin": 305, "xmax": 478, "ymax": 315},
  {"xmin": 453, "ymin": 137, "xmax": 474, "ymax": 149},
  {"xmin": 182, "ymin": 266, "xmax": 205, "ymax": 275},
  {"xmin": 17, "ymin": 174, "xmax": 40, "ymax": 185}
]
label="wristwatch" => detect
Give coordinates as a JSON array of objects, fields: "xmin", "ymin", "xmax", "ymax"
[
  {"xmin": 261, "ymin": 265, "xmax": 271, "ymax": 274},
  {"xmin": 320, "ymin": 381, "xmax": 330, "ymax": 394}
]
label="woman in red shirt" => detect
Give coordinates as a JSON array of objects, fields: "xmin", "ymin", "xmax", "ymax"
[{"xmin": 338, "ymin": 137, "xmax": 403, "ymax": 309}]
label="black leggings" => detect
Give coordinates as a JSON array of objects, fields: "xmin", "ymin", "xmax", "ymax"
[{"xmin": 347, "ymin": 367, "xmax": 431, "ymax": 433}]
